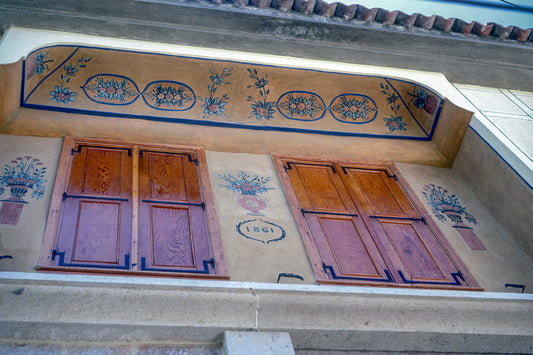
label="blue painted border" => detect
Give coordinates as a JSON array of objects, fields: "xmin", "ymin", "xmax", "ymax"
[
  {"xmin": 21, "ymin": 44, "xmax": 445, "ymax": 142},
  {"xmin": 141, "ymin": 80, "xmax": 197, "ymax": 112},
  {"xmin": 275, "ymin": 90, "xmax": 326, "ymax": 122},
  {"xmin": 328, "ymin": 93, "xmax": 378, "ymax": 125},
  {"xmin": 21, "ymin": 101, "xmax": 433, "ymax": 141},
  {"xmin": 82, "ymin": 73, "xmax": 141, "ymax": 106}
]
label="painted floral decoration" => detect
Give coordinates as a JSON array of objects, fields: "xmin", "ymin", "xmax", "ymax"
[
  {"xmin": 247, "ymin": 68, "xmax": 276, "ymax": 120},
  {"xmin": 149, "ymin": 84, "xmax": 192, "ymax": 108},
  {"xmin": 408, "ymin": 87, "xmax": 438, "ymax": 115},
  {"xmin": 49, "ymin": 55, "xmax": 91, "ymax": 105},
  {"xmin": 330, "ymin": 96, "xmax": 376, "ymax": 121},
  {"xmin": 27, "ymin": 51, "xmax": 53, "ymax": 79},
  {"xmin": 0, "ymin": 156, "xmax": 47, "ymax": 203},
  {"xmin": 380, "ymin": 83, "xmax": 406, "ymax": 132},
  {"xmin": 199, "ymin": 67, "xmax": 232, "ymax": 118},
  {"xmin": 86, "ymin": 77, "xmax": 139, "ymax": 104},
  {"xmin": 217, "ymin": 171, "xmax": 274, "ymax": 195},
  {"xmin": 278, "ymin": 94, "xmax": 324, "ymax": 119},
  {"xmin": 49, "ymin": 86, "xmax": 76, "ymax": 105},
  {"xmin": 422, "ymin": 184, "xmax": 477, "ymax": 225}
]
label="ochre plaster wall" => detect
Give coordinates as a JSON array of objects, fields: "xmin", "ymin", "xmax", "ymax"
[
  {"xmin": 206, "ymin": 151, "xmax": 315, "ymax": 284},
  {"xmin": 1, "ymin": 133, "xmax": 531, "ymax": 293},
  {"xmin": 397, "ymin": 161, "xmax": 533, "ymax": 293},
  {"xmin": 0, "ymin": 134, "xmax": 62, "ymax": 272},
  {"xmin": 453, "ymin": 128, "xmax": 533, "ymax": 258},
  {"xmin": 2, "ymin": 108, "xmax": 449, "ymax": 166}
]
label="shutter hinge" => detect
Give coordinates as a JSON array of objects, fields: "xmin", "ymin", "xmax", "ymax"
[
  {"xmin": 457, "ymin": 270, "xmax": 465, "ymax": 281},
  {"xmin": 51, "ymin": 249, "xmax": 59, "ymax": 261},
  {"xmin": 204, "ymin": 258, "xmax": 215, "ymax": 270},
  {"xmin": 387, "ymin": 172, "xmax": 398, "ymax": 181}
]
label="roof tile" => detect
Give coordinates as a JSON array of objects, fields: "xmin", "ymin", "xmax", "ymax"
[
  {"xmin": 293, "ymin": 0, "xmax": 316, "ymax": 14},
  {"xmin": 272, "ymin": 0, "xmax": 294, "ymax": 11},
  {"xmin": 251, "ymin": 0, "xmax": 272, "ymax": 9},
  {"xmin": 315, "ymin": 0, "xmax": 337, "ymax": 17},
  {"xmin": 213, "ymin": 0, "xmax": 532, "ymax": 42},
  {"xmin": 334, "ymin": 3, "xmax": 357, "ymax": 20},
  {"xmin": 394, "ymin": 11, "xmax": 417, "ymax": 27},
  {"xmin": 414, "ymin": 14, "xmax": 436, "ymax": 29}
]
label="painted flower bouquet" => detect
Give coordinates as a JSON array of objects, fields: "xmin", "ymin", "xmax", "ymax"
[{"xmin": 0, "ymin": 156, "xmax": 47, "ymax": 203}]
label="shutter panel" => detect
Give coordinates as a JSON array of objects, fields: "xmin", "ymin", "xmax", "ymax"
[
  {"xmin": 138, "ymin": 150, "xmax": 213, "ymax": 274},
  {"xmin": 341, "ymin": 166, "xmax": 466, "ymax": 286},
  {"xmin": 53, "ymin": 145, "xmax": 132, "ymax": 269},
  {"xmin": 283, "ymin": 161, "xmax": 393, "ymax": 284}
]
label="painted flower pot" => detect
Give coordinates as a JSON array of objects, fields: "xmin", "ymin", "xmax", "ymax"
[{"xmin": 4, "ymin": 184, "xmax": 31, "ymax": 203}]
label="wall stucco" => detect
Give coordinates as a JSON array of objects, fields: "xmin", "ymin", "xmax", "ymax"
[
  {"xmin": 206, "ymin": 151, "xmax": 315, "ymax": 284},
  {"xmin": 453, "ymin": 128, "xmax": 533, "ymax": 258},
  {"xmin": 0, "ymin": 134, "xmax": 62, "ymax": 272},
  {"xmin": 0, "ymin": 133, "xmax": 531, "ymax": 293},
  {"xmin": 397, "ymin": 160, "xmax": 533, "ymax": 293}
]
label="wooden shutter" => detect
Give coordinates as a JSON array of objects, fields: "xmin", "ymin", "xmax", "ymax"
[
  {"xmin": 274, "ymin": 155, "xmax": 480, "ymax": 290},
  {"xmin": 138, "ymin": 149, "xmax": 213, "ymax": 274},
  {"xmin": 340, "ymin": 166, "xmax": 467, "ymax": 287},
  {"xmin": 282, "ymin": 161, "xmax": 394, "ymax": 285},
  {"xmin": 52, "ymin": 144, "xmax": 132, "ymax": 269}
]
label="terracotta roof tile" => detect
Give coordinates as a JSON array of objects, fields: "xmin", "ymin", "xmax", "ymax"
[
  {"xmin": 315, "ymin": 0, "xmax": 338, "ymax": 17},
  {"xmin": 335, "ymin": 3, "xmax": 357, "ymax": 20},
  {"xmin": 251, "ymin": 0, "xmax": 272, "ymax": 9},
  {"xmin": 393, "ymin": 11, "xmax": 417, "ymax": 27},
  {"xmin": 207, "ymin": 0, "xmax": 532, "ymax": 43},
  {"xmin": 293, "ymin": 0, "xmax": 316, "ymax": 14},
  {"xmin": 272, "ymin": 0, "xmax": 294, "ymax": 11}
]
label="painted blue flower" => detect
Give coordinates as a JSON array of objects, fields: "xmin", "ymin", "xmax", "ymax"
[
  {"xmin": 408, "ymin": 87, "xmax": 438, "ymax": 114},
  {"xmin": 202, "ymin": 97, "xmax": 226, "ymax": 116},
  {"xmin": 33, "ymin": 52, "xmax": 53, "ymax": 75},
  {"xmin": 63, "ymin": 63, "xmax": 78, "ymax": 77},
  {"xmin": 210, "ymin": 73, "xmax": 224, "ymax": 86},
  {"xmin": 217, "ymin": 171, "xmax": 274, "ymax": 195},
  {"xmin": 386, "ymin": 93, "xmax": 399, "ymax": 105},
  {"xmin": 49, "ymin": 86, "xmax": 76, "ymax": 105},
  {"xmin": 410, "ymin": 88, "xmax": 428, "ymax": 108},
  {"xmin": 250, "ymin": 101, "xmax": 275, "ymax": 120},
  {"xmin": 384, "ymin": 115, "xmax": 406, "ymax": 132},
  {"xmin": 254, "ymin": 78, "xmax": 268, "ymax": 89}
]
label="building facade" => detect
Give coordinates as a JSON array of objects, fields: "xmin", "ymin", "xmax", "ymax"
[{"xmin": 0, "ymin": 1, "xmax": 532, "ymax": 353}]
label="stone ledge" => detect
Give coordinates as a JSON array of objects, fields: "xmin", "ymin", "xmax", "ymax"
[{"xmin": 1, "ymin": 272, "xmax": 532, "ymax": 352}]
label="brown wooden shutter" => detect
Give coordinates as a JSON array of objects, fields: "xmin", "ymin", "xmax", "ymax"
[
  {"xmin": 138, "ymin": 150, "xmax": 213, "ymax": 274},
  {"xmin": 53, "ymin": 144, "xmax": 132, "ymax": 269},
  {"xmin": 282, "ymin": 161, "xmax": 394, "ymax": 285},
  {"xmin": 340, "ymin": 166, "xmax": 467, "ymax": 287},
  {"xmin": 274, "ymin": 155, "xmax": 480, "ymax": 290}
]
